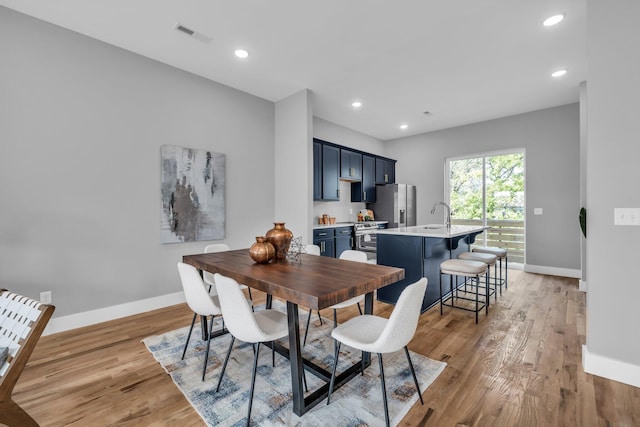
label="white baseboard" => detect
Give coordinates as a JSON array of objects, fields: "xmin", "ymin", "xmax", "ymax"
[
  {"xmin": 43, "ymin": 291, "xmax": 185, "ymax": 336},
  {"xmin": 583, "ymin": 345, "xmax": 640, "ymax": 388},
  {"xmin": 579, "ymin": 280, "xmax": 588, "ymax": 292},
  {"xmin": 524, "ymin": 264, "xmax": 582, "ymax": 278}
]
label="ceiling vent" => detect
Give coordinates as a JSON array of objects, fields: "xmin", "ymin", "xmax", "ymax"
[{"xmin": 174, "ymin": 23, "xmax": 213, "ymax": 44}]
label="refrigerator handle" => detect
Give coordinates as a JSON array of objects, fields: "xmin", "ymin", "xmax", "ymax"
[{"xmin": 399, "ymin": 209, "xmax": 405, "ymax": 225}]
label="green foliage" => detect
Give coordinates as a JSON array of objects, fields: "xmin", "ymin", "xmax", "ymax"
[{"xmin": 450, "ymin": 153, "xmax": 524, "ymax": 221}]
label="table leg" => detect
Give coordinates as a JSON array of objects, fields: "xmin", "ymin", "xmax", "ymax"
[{"xmin": 286, "ymin": 301, "xmax": 304, "ymax": 415}]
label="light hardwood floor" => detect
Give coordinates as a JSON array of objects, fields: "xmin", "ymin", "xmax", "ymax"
[{"xmin": 12, "ymin": 270, "xmax": 640, "ymax": 426}]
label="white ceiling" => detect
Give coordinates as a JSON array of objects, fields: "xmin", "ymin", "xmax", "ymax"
[{"xmin": 0, "ymin": 0, "xmax": 586, "ymax": 141}]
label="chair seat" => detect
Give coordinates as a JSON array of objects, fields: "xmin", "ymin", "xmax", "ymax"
[
  {"xmin": 458, "ymin": 251, "xmax": 497, "ymax": 266},
  {"xmin": 440, "ymin": 259, "xmax": 486, "ymax": 276},
  {"xmin": 331, "ymin": 314, "xmax": 389, "ymax": 353},
  {"xmin": 472, "ymin": 246, "xmax": 507, "ymax": 258},
  {"xmin": 330, "ymin": 295, "xmax": 365, "ymax": 309}
]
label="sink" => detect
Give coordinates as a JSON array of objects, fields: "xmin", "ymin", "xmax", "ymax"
[{"xmin": 424, "ymin": 224, "xmax": 446, "ymax": 229}]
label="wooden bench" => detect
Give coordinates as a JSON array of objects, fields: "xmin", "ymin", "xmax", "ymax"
[{"xmin": 0, "ymin": 289, "xmax": 55, "ymax": 427}]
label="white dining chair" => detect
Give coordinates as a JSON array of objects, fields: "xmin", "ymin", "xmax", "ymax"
[
  {"xmin": 213, "ymin": 273, "xmax": 289, "ymax": 426},
  {"xmin": 327, "ymin": 277, "xmax": 428, "ymax": 427},
  {"xmin": 302, "ymin": 249, "xmax": 368, "ymax": 346},
  {"xmin": 177, "ymin": 262, "xmax": 223, "ymax": 381},
  {"xmin": 203, "ymin": 243, "xmax": 254, "ymax": 308}
]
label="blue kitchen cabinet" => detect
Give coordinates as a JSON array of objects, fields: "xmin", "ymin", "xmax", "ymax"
[
  {"xmin": 334, "ymin": 226, "xmax": 354, "ymax": 258},
  {"xmin": 313, "ymin": 228, "xmax": 335, "ymax": 257},
  {"xmin": 375, "ymin": 157, "xmax": 396, "ymax": 184},
  {"xmin": 340, "ymin": 149, "xmax": 362, "ymax": 180}
]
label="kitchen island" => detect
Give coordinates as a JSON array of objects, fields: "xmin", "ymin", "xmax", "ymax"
[{"xmin": 376, "ymin": 224, "xmax": 487, "ymax": 312}]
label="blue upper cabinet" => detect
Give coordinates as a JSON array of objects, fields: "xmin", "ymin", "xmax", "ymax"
[
  {"xmin": 321, "ymin": 144, "xmax": 340, "ymax": 201},
  {"xmin": 351, "ymin": 154, "xmax": 376, "ymax": 202},
  {"xmin": 375, "ymin": 157, "xmax": 396, "ymax": 184},
  {"xmin": 313, "ymin": 141, "xmax": 322, "ymax": 200},
  {"xmin": 340, "ymin": 149, "xmax": 362, "ymax": 181},
  {"xmin": 313, "ymin": 138, "xmax": 395, "ymax": 202}
]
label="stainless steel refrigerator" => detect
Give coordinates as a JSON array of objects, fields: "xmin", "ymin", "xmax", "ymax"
[{"xmin": 367, "ymin": 184, "xmax": 416, "ymax": 228}]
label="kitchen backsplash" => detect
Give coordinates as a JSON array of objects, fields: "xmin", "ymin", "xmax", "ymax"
[{"xmin": 313, "ymin": 181, "xmax": 366, "ymax": 224}]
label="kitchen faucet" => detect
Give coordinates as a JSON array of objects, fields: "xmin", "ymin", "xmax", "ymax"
[{"xmin": 430, "ymin": 201, "xmax": 451, "ymax": 229}]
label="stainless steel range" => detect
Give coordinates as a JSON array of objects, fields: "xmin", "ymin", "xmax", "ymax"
[{"xmin": 354, "ymin": 222, "xmax": 386, "ymax": 262}]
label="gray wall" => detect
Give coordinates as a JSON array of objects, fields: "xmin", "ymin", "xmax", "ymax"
[
  {"xmin": 0, "ymin": 7, "xmax": 275, "ymax": 316},
  {"xmin": 384, "ymin": 104, "xmax": 581, "ymax": 270},
  {"xmin": 274, "ymin": 90, "xmax": 313, "ymax": 243},
  {"xmin": 585, "ymin": 0, "xmax": 640, "ymax": 367}
]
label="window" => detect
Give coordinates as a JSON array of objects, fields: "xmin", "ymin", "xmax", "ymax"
[{"xmin": 446, "ymin": 150, "xmax": 525, "ymax": 263}]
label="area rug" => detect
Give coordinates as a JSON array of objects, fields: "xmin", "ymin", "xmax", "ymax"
[{"xmin": 143, "ymin": 303, "xmax": 446, "ymax": 426}]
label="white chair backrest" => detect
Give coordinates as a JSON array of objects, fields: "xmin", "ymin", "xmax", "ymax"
[
  {"xmin": 339, "ymin": 250, "xmax": 368, "ymax": 263},
  {"xmin": 202, "ymin": 244, "xmax": 231, "ymax": 291},
  {"xmin": 372, "ymin": 278, "xmax": 427, "ymax": 353},
  {"xmin": 214, "ymin": 273, "xmax": 270, "ymax": 343},
  {"xmin": 177, "ymin": 262, "xmax": 221, "ymax": 317},
  {"xmin": 305, "ymin": 244, "xmax": 321, "ymax": 256}
]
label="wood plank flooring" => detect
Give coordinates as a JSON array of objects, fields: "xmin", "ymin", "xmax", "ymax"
[{"xmin": 11, "ymin": 270, "xmax": 640, "ymax": 426}]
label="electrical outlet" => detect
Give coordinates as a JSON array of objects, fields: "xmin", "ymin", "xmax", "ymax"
[
  {"xmin": 40, "ymin": 291, "xmax": 52, "ymax": 304},
  {"xmin": 614, "ymin": 208, "xmax": 640, "ymax": 226}
]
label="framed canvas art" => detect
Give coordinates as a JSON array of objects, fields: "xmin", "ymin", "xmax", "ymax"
[{"xmin": 160, "ymin": 145, "xmax": 225, "ymax": 243}]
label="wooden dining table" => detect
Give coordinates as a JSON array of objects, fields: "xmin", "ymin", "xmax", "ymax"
[{"xmin": 182, "ymin": 249, "xmax": 404, "ymax": 416}]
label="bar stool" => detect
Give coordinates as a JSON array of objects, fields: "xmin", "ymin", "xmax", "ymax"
[
  {"xmin": 439, "ymin": 259, "xmax": 488, "ymax": 324},
  {"xmin": 472, "ymin": 246, "xmax": 508, "ymax": 294},
  {"xmin": 458, "ymin": 251, "xmax": 498, "ymax": 304}
]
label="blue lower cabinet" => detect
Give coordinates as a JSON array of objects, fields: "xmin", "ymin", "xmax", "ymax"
[
  {"xmin": 334, "ymin": 226, "xmax": 354, "ymax": 258},
  {"xmin": 313, "ymin": 228, "xmax": 335, "ymax": 257}
]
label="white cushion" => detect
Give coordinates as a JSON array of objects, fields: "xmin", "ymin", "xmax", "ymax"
[
  {"xmin": 472, "ymin": 246, "xmax": 507, "ymax": 258},
  {"xmin": 440, "ymin": 259, "xmax": 487, "ymax": 276},
  {"xmin": 458, "ymin": 251, "xmax": 496, "ymax": 266}
]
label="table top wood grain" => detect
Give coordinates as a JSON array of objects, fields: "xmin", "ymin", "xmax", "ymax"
[{"xmin": 182, "ymin": 249, "xmax": 405, "ymax": 310}]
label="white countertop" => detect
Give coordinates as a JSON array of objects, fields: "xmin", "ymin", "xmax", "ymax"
[
  {"xmin": 376, "ymin": 224, "xmax": 487, "ymax": 238},
  {"xmin": 313, "ymin": 221, "xmax": 388, "ymax": 230}
]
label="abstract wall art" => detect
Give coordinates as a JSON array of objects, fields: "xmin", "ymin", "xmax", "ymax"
[{"xmin": 160, "ymin": 145, "xmax": 225, "ymax": 243}]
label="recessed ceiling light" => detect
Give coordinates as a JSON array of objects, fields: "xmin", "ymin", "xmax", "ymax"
[
  {"xmin": 352, "ymin": 101, "xmax": 362, "ymax": 108},
  {"xmin": 234, "ymin": 49, "xmax": 249, "ymax": 59},
  {"xmin": 543, "ymin": 13, "xmax": 566, "ymax": 27},
  {"xmin": 400, "ymin": 124, "xmax": 408, "ymax": 130},
  {"xmin": 551, "ymin": 69, "xmax": 568, "ymax": 77}
]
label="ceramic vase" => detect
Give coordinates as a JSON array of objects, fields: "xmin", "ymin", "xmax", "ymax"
[
  {"xmin": 249, "ymin": 236, "xmax": 275, "ymax": 263},
  {"xmin": 265, "ymin": 222, "xmax": 293, "ymax": 260}
]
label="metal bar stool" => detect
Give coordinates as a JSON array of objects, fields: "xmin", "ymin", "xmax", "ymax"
[
  {"xmin": 458, "ymin": 251, "xmax": 498, "ymax": 304},
  {"xmin": 472, "ymin": 246, "xmax": 508, "ymax": 295},
  {"xmin": 439, "ymin": 259, "xmax": 488, "ymax": 324}
]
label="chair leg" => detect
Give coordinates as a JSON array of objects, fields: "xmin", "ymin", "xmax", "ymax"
[
  {"xmin": 202, "ymin": 315, "xmax": 216, "ymax": 381},
  {"xmin": 404, "ymin": 346, "xmax": 423, "ymax": 405},
  {"xmin": 182, "ymin": 312, "xmax": 197, "ymax": 360},
  {"xmin": 216, "ymin": 336, "xmax": 235, "ymax": 392},
  {"xmin": 327, "ymin": 342, "xmax": 342, "ymax": 405},
  {"xmin": 357, "ymin": 302, "xmax": 363, "ymax": 315},
  {"xmin": 317, "ymin": 310, "xmax": 323, "ymax": 325},
  {"xmin": 271, "ymin": 341, "xmax": 275, "ymax": 367},
  {"xmin": 248, "ymin": 288, "xmax": 255, "ymax": 312},
  {"xmin": 303, "ymin": 309, "xmax": 312, "ymax": 346},
  {"xmin": 247, "ymin": 343, "xmax": 261, "ymax": 426},
  {"xmin": 378, "ymin": 353, "xmax": 390, "ymax": 427}
]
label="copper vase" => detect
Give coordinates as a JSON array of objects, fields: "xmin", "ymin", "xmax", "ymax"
[
  {"xmin": 249, "ymin": 236, "xmax": 275, "ymax": 263},
  {"xmin": 265, "ymin": 222, "xmax": 293, "ymax": 260}
]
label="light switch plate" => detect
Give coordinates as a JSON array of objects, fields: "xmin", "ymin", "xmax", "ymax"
[
  {"xmin": 614, "ymin": 208, "xmax": 640, "ymax": 226},
  {"xmin": 534, "ymin": 208, "xmax": 543, "ymax": 215}
]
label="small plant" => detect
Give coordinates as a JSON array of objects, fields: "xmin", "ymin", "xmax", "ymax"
[{"xmin": 579, "ymin": 207, "xmax": 587, "ymax": 238}]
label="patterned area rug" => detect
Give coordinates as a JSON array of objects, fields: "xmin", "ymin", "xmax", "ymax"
[{"xmin": 143, "ymin": 303, "xmax": 446, "ymax": 426}]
